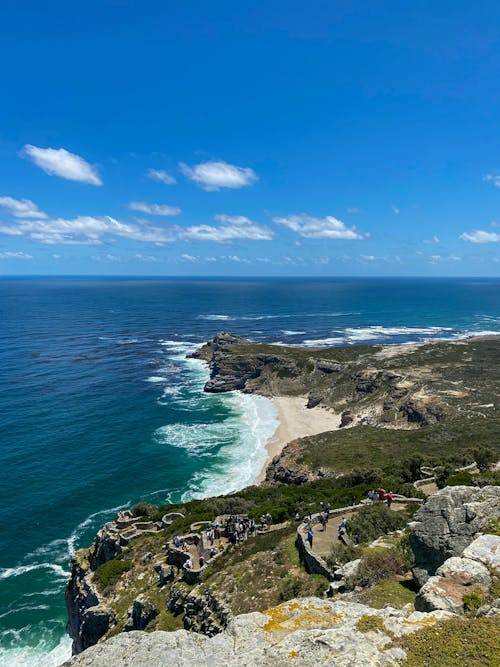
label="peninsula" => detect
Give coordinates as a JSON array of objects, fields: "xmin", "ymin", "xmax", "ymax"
[{"xmin": 63, "ymin": 333, "xmax": 500, "ymax": 666}]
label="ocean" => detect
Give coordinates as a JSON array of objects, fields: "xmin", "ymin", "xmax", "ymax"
[{"xmin": 0, "ymin": 276, "xmax": 499, "ymax": 666}]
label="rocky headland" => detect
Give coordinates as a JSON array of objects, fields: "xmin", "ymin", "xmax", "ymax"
[{"xmin": 63, "ymin": 334, "xmax": 500, "ymax": 666}]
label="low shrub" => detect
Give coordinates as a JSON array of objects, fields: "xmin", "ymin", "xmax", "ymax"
[
  {"xmin": 131, "ymin": 502, "xmax": 158, "ymax": 518},
  {"xmin": 94, "ymin": 557, "xmax": 133, "ymax": 589},
  {"xmin": 347, "ymin": 503, "xmax": 410, "ymax": 544},
  {"xmin": 326, "ymin": 542, "xmax": 358, "ymax": 568},
  {"xmin": 399, "ymin": 616, "xmax": 500, "ymax": 666},
  {"xmin": 352, "ymin": 547, "xmax": 406, "ymax": 588}
]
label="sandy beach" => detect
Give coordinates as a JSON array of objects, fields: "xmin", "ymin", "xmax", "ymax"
[{"xmin": 256, "ymin": 396, "xmax": 343, "ymax": 483}]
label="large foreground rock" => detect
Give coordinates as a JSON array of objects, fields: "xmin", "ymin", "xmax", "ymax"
[
  {"xmin": 409, "ymin": 485, "xmax": 500, "ymax": 586},
  {"xmin": 62, "ymin": 597, "xmax": 452, "ymax": 667}
]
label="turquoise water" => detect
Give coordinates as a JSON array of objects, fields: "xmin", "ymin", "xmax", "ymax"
[{"xmin": 0, "ymin": 277, "xmax": 499, "ymax": 665}]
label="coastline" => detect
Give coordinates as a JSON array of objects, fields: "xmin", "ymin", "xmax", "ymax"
[{"xmin": 256, "ymin": 396, "xmax": 343, "ymax": 483}]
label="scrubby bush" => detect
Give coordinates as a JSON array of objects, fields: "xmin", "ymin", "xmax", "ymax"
[
  {"xmin": 347, "ymin": 503, "xmax": 410, "ymax": 544},
  {"xmin": 131, "ymin": 502, "xmax": 158, "ymax": 518},
  {"xmin": 353, "ymin": 547, "xmax": 406, "ymax": 588},
  {"xmin": 94, "ymin": 557, "xmax": 133, "ymax": 589},
  {"xmin": 326, "ymin": 542, "xmax": 358, "ymax": 568},
  {"xmin": 444, "ymin": 472, "xmax": 474, "ymax": 486},
  {"xmin": 471, "ymin": 447, "xmax": 496, "ymax": 472}
]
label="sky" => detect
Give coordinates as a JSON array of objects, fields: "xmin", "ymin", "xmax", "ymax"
[{"xmin": 0, "ymin": 0, "xmax": 499, "ymax": 276}]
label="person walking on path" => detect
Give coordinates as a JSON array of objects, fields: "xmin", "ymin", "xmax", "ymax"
[
  {"xmin": 307, "ymin": 527, "xmax": 314, "ymax": 548},
  {"xmin": 386, "ymin": 491, "xmax": 394, "ymax": 509}
]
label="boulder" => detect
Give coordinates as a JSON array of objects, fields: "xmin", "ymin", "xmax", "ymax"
[
  {"xmin": 409, "ymin": 485, "xmax": 500, "ymax": 586},
  {"xmin": 414, "ymin": 556, "xmax": 491, "ymax": 614},
  {"xmin": 462, "ymin": 534, "xmax": 500, "ymax": 570}
]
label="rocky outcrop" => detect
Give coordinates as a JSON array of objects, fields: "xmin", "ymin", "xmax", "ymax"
[
  {"xmin": 124, "ymin": 595, "xmax": 158, "ymax": 631},
  {"xmin": 61, "ymin": 597, "xmax": 453, "ymax": 667},
  {"xmin": 183, "ymin": 585, "xmax": 233, "ymax": 636},
  {"xmin": 265, "ymin": 438, "xmax": 319, "ymax": 485},
  {"xmin": 415, "ymin": 556, "xmax": 492, "ymax": 613},
  {"xmin": 409, "ymin": 485, "xmax": 500, "ymax": 587}
]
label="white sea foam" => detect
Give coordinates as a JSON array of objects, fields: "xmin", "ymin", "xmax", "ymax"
[
  {"xmin": 180, "ymin": 393, "xmax": 279, "ymax": 500},
  {"xmin": 145, "ymin": 376, "xmax": 168, "ymax": 383},
  {"xmin": 0, "ymin": 605, "xmax": 50, "ymax": 620},
  {"xmin": 0, "ymin": 630, "xmax": 72, "ymax": 667},
  {"xmin": 282, "ymin": 330, "xmax": 306, "ymax": 335},
  {"xmin": 301, "ymin": 337, "xmax": 345, "ymax": 347},
  {"xmin": 0, "ymin": 563, "xmax": 69, "ymax": 581}
]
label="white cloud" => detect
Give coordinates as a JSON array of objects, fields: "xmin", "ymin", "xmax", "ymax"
[
  {"xmin": 0, "ymin": 210, "xmax": 272, "ymax": 246},
  {"xmin": 52, "ymin": 254, "xmax": 61, "ymax": 259},
  {"xmin": 422, "ymin": 235, "xmax": 440, "ymax": 244},
  {"xmin": 0, "ymin": 251, "xmax": 33, "ymax": 259},
  {"xmin": 146, "ymin": 168, "xmax": 176, "ymax": 185},
  {"xmin": 429, "ymin": 254, "xmax": 462, "ymax": 264},
  {"xmin": 273, "ymin": 214, "xmax": 367, "ymax": 240},
  {"xmin": 483, "ymin": 174, "xmax": 500, "ymax": 188},
  {"xmin": 460, "ymin": 230, "xmax": 500, "ymax": 243},
  {"xmin": 180, "ymin": 214, "xmax": 272, "ymax": 242},
  {"xmin": 21, "ymin": 145, "xmax": 102, "ymax": 185},
  {"xmin": 180, "ymin": 253, "xmax": 199, "ymax": 262},
  {"xmin": 179, "ymin": 160, "xmax": 258, "ymax": 191},
  {"xmin": 392, "ymin": 205, "xmax": 400, "ymax": 214},
  {"xmin": 347, "ymin": 207, "xmax": 360, "ymax": 213},
  {"xmin": 128, "ymin": 201, "xmax": 181, "ymax": 216},
  {"xmin": 0, "ymin": 196, "xmax": 47, "ymax": 219},
  {"xmin": 0, "ymin": 215, "xmax": 176, "ymax": 245}
]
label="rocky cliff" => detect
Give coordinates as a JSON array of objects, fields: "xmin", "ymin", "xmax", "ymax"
[
  {"xmin": 190, "ymin": 332, "xmax": 499, "ymax": 428},
  {"xmin": 61, "ymin": 597, "xmax": 454, "ymax": 666}
]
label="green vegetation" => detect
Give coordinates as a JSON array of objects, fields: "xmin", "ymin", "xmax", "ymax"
[
  {"xmin": 94, "ymin": 557, "xmax": 133, "ymax": 590},
  {"xmin": 399, "ymin": 617, "xmax": 500, "ymax": 666},
  {"xmin": 347, "ymin": 503, "xmax": 414, "ymax": 544},
  {"xmin": 352, "ymin": 547, "xmax": 406, "ymax": 588},
  {"xmin": 355, "ymin": 614, "xmax": 387, "ymax": 634},
  {"xmin": 298, "ymin": 415, "xmax": 500, "ymax": 476},
  {"xmin": 462, "ymin": 589, "xmax": 484, "ymax": 615},
  {"xmin": 356, "ymin": 576, "xmax": 417, "ymax": 609},
  {"xmin": 202, "ymin": 526, "xmax": 328, "ymax": 615},
  {"xmin": 442, "ymin": 470, "xmax": 500, "ymax": 488}
]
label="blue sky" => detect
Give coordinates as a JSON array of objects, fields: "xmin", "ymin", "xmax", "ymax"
[{"xmin": 0, "ymin": 0, "xmax": 499, "ymax": 276}]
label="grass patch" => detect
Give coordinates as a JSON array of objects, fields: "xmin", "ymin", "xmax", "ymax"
[
  {"xmin": 399, "ymin": 616, "xmax": 500, "ymax": 666},
  {"xmin": 357, "ymin": 576, "xmax": 417, "ymax": 609}
]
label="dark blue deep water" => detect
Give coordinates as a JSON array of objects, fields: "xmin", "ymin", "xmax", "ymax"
[{"xmin": 0, "ymin": 277, "xmax": 499, "ymax": 664}]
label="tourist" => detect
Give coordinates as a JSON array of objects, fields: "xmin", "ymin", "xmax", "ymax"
[
  {"xmin": 198, "ymin": 553, "xmax": 204, "ymax": 568},
  {"xmin": 338, "ymin": 517, "xmax": 347, "ymax": 534},
  {"xmin": 265, "ymin": 512, "xmax": 272, "ymax": 526},
  {"xmin": 173, "ymin": 535, "xmax": 181, "ymax": 548},
  {"xmin": 386, "ymin": 491, "xmax": 394, "ymax": 508},
  {"xmin": 294, "ymin": 510, "xmax": 300, "ymax": 522},
  {"xmin": 378, "ymin": 487, "xmax": 386, "ymax": 501},
  {"xmin": 307, "ymin": 527, "xmax": 314, "ymax": 548},
  {"xmin": 321, "ymin": 512, "xmax": 328, "ymax": 531},
  {"xmin": 354, "ymin": 532, "xmax": 361, "ymax": 545},
  {"xmin": 184, "ymin": 557, "xmax": 193, "ymax": 570}
]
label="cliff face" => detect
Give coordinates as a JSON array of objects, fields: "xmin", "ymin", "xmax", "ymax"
[
  {"xmin": 190, "ymin": 332, "xmax": 499, "ymax": 428},
  {"xmin": 65, "ymin": 549, "xmax": 114, "ymax": 654}
]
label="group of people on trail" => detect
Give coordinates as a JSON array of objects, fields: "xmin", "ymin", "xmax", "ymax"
[{"xmin": 367, "ymin": 488, "xmax": 394, "ymax": 508}]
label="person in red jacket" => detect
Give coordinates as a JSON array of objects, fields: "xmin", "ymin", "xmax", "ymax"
[{"xmin": 386, "ymin": 491, "xmax": 394, "ymax": 508}]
